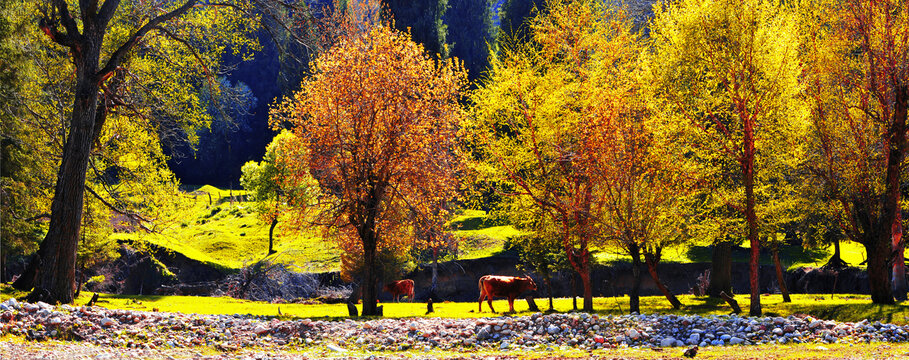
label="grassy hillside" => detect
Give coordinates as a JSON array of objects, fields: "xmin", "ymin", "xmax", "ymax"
[
  {"xmin": 450, "ymin": 209, "xmax": 523, "ymax": 259},
  {"xmin": 112, "ymin": 188, "xmax": 524, "ymax": 272},
  {"xmin": 112, "ymin": 186, "xmax": 865, "ymax": 274},
  {"xmin": 113, "ymin": 185, "xmax": 340, "ymax": 272}
]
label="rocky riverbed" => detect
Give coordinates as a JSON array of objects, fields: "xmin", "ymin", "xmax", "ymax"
[{"xmin": 2, "ymin": 297, "xmax": 909, "ymax": 357}]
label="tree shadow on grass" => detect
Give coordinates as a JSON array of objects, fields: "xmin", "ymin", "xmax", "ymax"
[{"xmin": 685, "ymin": 244, "xmax": 831, "ymax": 266}]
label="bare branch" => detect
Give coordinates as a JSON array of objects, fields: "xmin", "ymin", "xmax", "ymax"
[{"xmin": 84, "ymin": 185, "xmax": 154, "ymax": 233}]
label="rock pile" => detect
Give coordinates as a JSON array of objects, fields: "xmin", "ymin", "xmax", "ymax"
[{"xmin": 1, "ymin": 298, "xmax": 907, "ymax": 353}]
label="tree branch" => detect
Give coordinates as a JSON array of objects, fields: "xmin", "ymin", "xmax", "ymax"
[
  {"xmin": 97, "ymin": 0, "xmax": 122, "ymax": 29},
  {"xmin": 97, "ymin": 0, "xmax": 198, "ymax": 79},
  {"xmin": 84, "ymin": 186, "xmax": 153, "ymax": 232}
]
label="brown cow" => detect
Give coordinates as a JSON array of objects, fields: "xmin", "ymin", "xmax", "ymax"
[
  {"xmin": 478, "ymin": 275, "xmax": 537, "ymax": 313},
  {"xmin": 383, "ymin": 279, "xmax": 415, "ymax": 302}
]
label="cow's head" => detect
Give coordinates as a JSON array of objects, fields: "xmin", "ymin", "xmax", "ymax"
[{"xmin": 522, "ymin": 276, "xmax": 537, "ymax": 292}]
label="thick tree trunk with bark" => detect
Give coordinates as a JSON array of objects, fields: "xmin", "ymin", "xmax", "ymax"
[
  {"xmin": 629, "ymin": 244, "xmax": 641, "ymax": 314},
  {"xmin": 358, "ymin": 183, "xmax": 384, "ymax": 316},
  {"xmin": 708, "ymin": 240, "xmax": 733, "ymax": 297},
  {"xmin": 771, "ymin": 246, "xmax": 791, "ymax": 302},
  {"xmin": 867, "ymin": 237, "xmax": 894, "ymax": 304},
  {"xmin": 26, "ymin": 37, "xmax": 105, "ymax": 303},
  {"xmin": 579, "ymin": 267, "xmax": 592, "ymax": 311},
  {"xmin": 14, "ymin": 0, "xmax": 200, "ymax": 304},
  {"xmin": 644, "ymin": 252, "xmax": 681, "ymax": 309},
  {"xmin": 268, "ymin": 218, "xmax": 278, "ymax": 255},
  {"xmin": 893, "ymin": 210, "xmax": 906, "ymax": 301},
  {"xmin": 361, "ymin": 238, "xmax": 379, "ymax": 315},
  {"xmin": 868, "ymin": 85, "xmax": 908, "ymax": 305}
]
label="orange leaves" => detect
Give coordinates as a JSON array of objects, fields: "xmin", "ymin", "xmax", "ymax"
[{"xmin": 274, "ymin": 19, "xmax": 467, "ymax": 281}]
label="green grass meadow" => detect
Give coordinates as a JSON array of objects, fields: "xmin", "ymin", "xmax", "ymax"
[
  {"xmin": 4, "ymin": 281, "xmax": 908, "ymax": 325},
  {"xmin": 122, "ymin": 186, "xmax": 868, "ymax": 274}
]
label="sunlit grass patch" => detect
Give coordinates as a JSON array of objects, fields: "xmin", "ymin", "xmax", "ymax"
[
  {"xmin": 5, "ymin": 282, "xmax": 909, "ymax": 326},
  {"xmin": 594, "ymin": 240, "xmax": 867, "ymax": 271},
  {"xmin": 112, "ymin": 185, "xmax": 339, "ymax": 272}
]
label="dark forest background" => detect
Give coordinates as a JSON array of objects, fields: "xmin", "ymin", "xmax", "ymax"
[{"xmin": 168, "ymin": 0, "xmax": 553, "ymax": 187}]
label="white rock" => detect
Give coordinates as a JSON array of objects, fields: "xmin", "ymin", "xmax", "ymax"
[
  {"xmin": 660, "ymin": 337, "xmax": 676, "ymax": 347},
  {"xmin": 36, "ymin": 301, "xmax": 53, "ymax": 310},
  {"xmin": 327, "ymin": 343, "xmax": 347, "ymax": 352},
  {"xmin": 625, "ymin": 328, "xmax": 641, "ymax": 340},
  {"xmin": 729, "ymin": 337, "xmax": 744, "ymax": 345},
  {"xmin": 253, "ymin": 325, "xmax": 269, "ymax": 335}
]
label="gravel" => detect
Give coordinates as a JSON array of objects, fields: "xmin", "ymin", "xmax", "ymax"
[{"xmin": 2, "ymin": 297, "xmax": 909, "ymax": 357}]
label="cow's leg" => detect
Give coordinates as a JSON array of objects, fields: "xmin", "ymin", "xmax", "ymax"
[
  {"xmin": 488, "ymin": 296, "xmax": 495, "ymax": 313},
  {"xmin": 507, "ymin": 297, "xmax": 515, "ymax": 313},
  {"xmin": 478, "ymin": 293, "xmax": 485, "ymax": 312}
]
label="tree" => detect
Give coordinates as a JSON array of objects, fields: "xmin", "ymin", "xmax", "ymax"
[
  {"xmin": 10, "ymin": 0, "xmax": 261, "ymax": 303},
  {"xmin": 647, "ymin": 0, "xmax": 803, "ymax": 316},
  {"xmin": 241, "ymin": 130, "xmax": 317, "ymax": 255},
  {"xmin": 591, "ymin": 103, "xmax": 695, "ymax": 311},
  {"xmin": 801, "ymin": 0, "xmax": 909, "ymax": 304},
  {"xmin": 0, "ymin": 0, "xmax": 44, "ymax": 282},
  {"xmin": 469, "ymin": 0, "xmax": 641, "ymax": 312},
  {"xmin": 274, "ymin": 20, "xmax": 466, "ymax": 316}
]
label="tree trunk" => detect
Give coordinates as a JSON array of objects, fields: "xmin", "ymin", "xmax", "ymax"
[
  {"xmin": 893, "ymin": 210, "xmax": 906, "ymax": 301},
  {"xmin": 24, "ymin": 39, "xmax": 104, "ymax": 303},
  {"xmin": 571, "ymin": 274, "xmax": 577, "ymax": 310},
  {"xmin": 708, "ymin": 240, "xmax": 733, "ymax": 297},
  {"xmin": 869, "ymin": 84, "xmax": 908, "ymax": 305},
  {"xmin": 644, "ymin": 252, "xmax": 681, "ymax": 309},
  {"xmin": 826, "ymin": 236, "xmax": 846, "ymax": 268},
  {"xmin": 361, "ymin": 238, "xmax": 379, "ymax": 315},
  {"xmin": 579, "ymin": 267, "xmax": 592, "ymax": 312},
  {"xmin": 771, "ymin": 246, "xmax": 791, "ymax": 302},
  {"xmin": 544, "ymin": 276, "xmax": 554, "ymax": 311},
  {"xmin": 268, "ymin": 218, "xmax": 278, "ymax": 255},
  {"xmin": 431, "ymin": 247, "xmax": 439, "ymax": 299},
  {"xmin": 12, "ymin": 250, "xmax": 40, "ymax": 290},
  {"xmin": 742, "ymin": 115, "xmax": 761, "ymax": 317},
  {"xmin": 867, "ymin": 237, "xmax": 895, "ymax": 304},
  {"xmin": 630, "ymin": 244, "xmax": 641, "ymax": 314}
]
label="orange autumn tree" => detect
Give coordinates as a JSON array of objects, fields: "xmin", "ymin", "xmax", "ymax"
[{"xmin": 275, "ymin": 22, "xmax": 466, "ymax": 316}]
